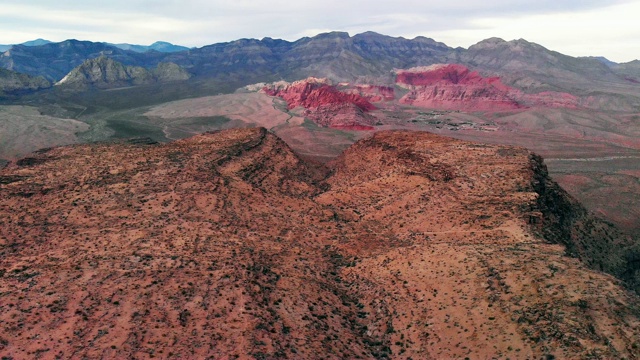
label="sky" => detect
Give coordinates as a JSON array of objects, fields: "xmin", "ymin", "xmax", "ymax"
[{"xmin": 0, "ymin": 0, "xmax": 638, "ymax": 63}]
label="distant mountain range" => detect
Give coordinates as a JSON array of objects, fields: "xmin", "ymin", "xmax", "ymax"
[
  {"xmin": 0, "ymin": 32, "xmax": 638, "ymax": 106},
  {"xmin": 0, "ymin": 39, "xmax": 188, "ymax": 53},
  {"xmin": 0, "ymin": 38, "xmax": 52, "ymax": 51},
  {"xmin": 108, "ymin": 41, "xmax": 190, "ymax": 53}
]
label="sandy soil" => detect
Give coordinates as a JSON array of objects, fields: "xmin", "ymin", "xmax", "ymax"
[
  {"xmin": 145, "ymin": 92, "xmax": 301, "ymax": 135},
  {"xmin": 0, "ymin": 105, "xmax": 89, "ymax": 160}
]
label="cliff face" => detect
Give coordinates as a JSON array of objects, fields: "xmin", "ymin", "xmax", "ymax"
[
  {"xmin": 0, "ymin": 129, "xmax": 639, "ymax": 359},
  {"xmin": 262, "ymin": 78, "xmax": 377, "ymax": 128},
  {"xmin": 395, "ymin": 64, "xmax": 579, "ymax": 110},
  {"xmin": 263, "ymin": 78, "xmax": 375, "ymax": 111},
  {"xmin": 527, "ymin": 154, "xmax": 640, "ymax": 289}
]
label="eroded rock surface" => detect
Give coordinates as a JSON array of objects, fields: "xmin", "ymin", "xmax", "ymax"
[
  {"xmin": 262, "ymin": 78, "xmax": 377, "ymax": 128},
  {"xmin": 0, "ymin": 128, "xmax": 638, "ymax": 359},
  {"xmin": 396, "ymin": 64, "xmax": 579, "ymax": 110}
]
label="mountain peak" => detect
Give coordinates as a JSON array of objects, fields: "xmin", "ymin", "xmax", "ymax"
[
  {"xmin": 314, "ymin": 31, "xmax": 351, "ymax": 39},
  {"xmin": 469, "ymin": 37, "xmax": 507, "ymax": 49},
  {"xmin": 56, "ymin": 57, "xmax": 190, "ymax": 88},
  {"xmin": 18, "ymin": 38, "xmax": 52, "ymax": 47},
  {"xmin": 354, "ymin": 31, "xmax": 385, "ymax": 37}
]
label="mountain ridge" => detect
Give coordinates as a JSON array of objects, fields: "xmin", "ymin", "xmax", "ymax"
[
  {"xmin": 56, "ymin": 56, "xmax": 190, "ymax": 88},
  {"xmin": 0, "ymin": 68, "xmax": 50, "ymax": 96},
  {"xmin": 0, "ymin": 38, "xmax": 52, "ymax": 52},
  {"xmin": 107, "ymin": 41, "xmax": 190, "ymax": 53},
  {"xmin": 0, "ymin": 31, "xmax": 637, "ymax": 111},
  {"xmin": 1, "ymin": 128, "xmax": 639, "ymax": 358}
]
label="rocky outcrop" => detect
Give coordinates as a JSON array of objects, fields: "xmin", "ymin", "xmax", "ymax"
[
  {"xmin": 0, "ymin": 68, "xmax": 50, "ymax": 96},
  {"xmin": 56, "ymin": 56, "xmax": 149, "ymax": 87},
  {"xmin": 261, "ymin": 65, "xmax": 580, "ymax": 115},
  {"xmin": 527, "ymin": 154, "xmax": 640, "ymax": 291},
  {"xmin": 262, "ymin": 78, "xmax": 377, "ymax": 128},
  {"xmin": 395, "ymin": 64, "xmax": 580, "ymax": 110},
  {"xmin": 56, "ymin": 56, "xmax": 190, "ymax": 89},
  {"xmin": 150, "ymin": 62, "xmax": 191, "ymax": 82},
  {"xmin": 396, "ymin": 64, "xmax": 523, "ymax": 111},
  {"xmin": 0, "ymin": 40, "xmax": 159, "ymax": 82},
  {"xmin": 263, "ymin": 78, "xmax": 375, "ymax": 111},
  {"xmin": 1, "ymin": 128, "xmax": 638, "ymax": 359}
]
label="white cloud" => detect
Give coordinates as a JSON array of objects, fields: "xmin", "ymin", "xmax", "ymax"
[{"xmin": 428, "ymin": 1, "xmax": 640, "ymax": 62}]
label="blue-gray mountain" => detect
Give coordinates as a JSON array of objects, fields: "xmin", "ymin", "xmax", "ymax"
[
  {"xmin": 0, "ymin": 38, "xmax": 52, "ymax": 52},
  {"xmin": 0, "ymin": 32, "xmax": 638, "ymax": 103},
  {"xmin": 56, "ymin": 56, "xmax": 190, "ymax": 89},
  {"xmin": 108, "ymin": 41, "xmax": 190, "ymax": 53}
]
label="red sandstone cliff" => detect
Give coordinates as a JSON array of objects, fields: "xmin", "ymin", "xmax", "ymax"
[
  {"xmin": 395, "ymin": 64, "xmax": 579, "ymax": 110},
  {"xmin": 262, "ymin": 78, "xmax": 377, "ymax": 129}
]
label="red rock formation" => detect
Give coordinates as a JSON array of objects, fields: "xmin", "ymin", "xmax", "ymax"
[
  {"xmin": 262, "ymin": 78, "xmax": 377, "ymax": 128},
  {"xmin": 396, "ymin": 64, "xmax": 523, "ymax": 111},
  {"xmin": 395, "ymin": 64, "xmax": 579, "ymax": 110},
  {"xmin": 306, "ymin": 102, "xmax": 376, "ymax": 128},
  {"xmin": 263, "ymin": 78, "xmax": 375, "ymax": 112}
]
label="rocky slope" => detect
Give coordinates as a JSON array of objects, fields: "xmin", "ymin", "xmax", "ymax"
[
  {"xmin": 396, "ymin": 64, "xmax": 523, "ymax": 111},
  {"xmin": 0, "ymin": 68, "xmax": 50, "ymax": 96},
  {"xmin": 612, "ymin": 60, "xmax": 640, "ymax": 83},
  {"xmin": 395, "ymin": 64, "xmax": 580, "ymax": 110},
  {"xmin": 0, "ymin": 40, "xmax": 166, "ymax": 82},
  {"xmin": 262, "ymin": 78, "xmax": 377, "ymax": 128},
  {"xmin": 56, "ymin": 56, "xmax": 190, "ymax": 88},
  {"xmin": 447, "ymin": 38, "xmax": 618, "ymax": 91},
  {"xmin": 1, "ymin": 128, "xmax": 639, "ymax": 359}
]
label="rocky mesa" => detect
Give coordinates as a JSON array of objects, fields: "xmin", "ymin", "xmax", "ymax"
[{"xmin": 1, "ymin": 128, "xmax": 639, "ymax": 359}]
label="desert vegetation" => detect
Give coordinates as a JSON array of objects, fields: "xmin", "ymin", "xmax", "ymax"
[{"xmin": 1, "ymin": 128, "xmax": 639, "ymax": 358}]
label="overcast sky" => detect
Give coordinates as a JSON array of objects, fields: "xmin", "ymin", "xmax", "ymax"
[{"xmin": 0, "ymin": 0, "xmax": 638, "ymax": 62}]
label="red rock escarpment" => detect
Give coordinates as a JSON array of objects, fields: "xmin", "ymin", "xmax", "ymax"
[
  {"xmin": 263, "ymin": 78, "xmax": 375, "ymax": 111},
  {"xmin": 396, "ymin": 64, "xmax": 579, "ymax": 110},
  {"xmin": 262, "ymin": 78, "xmax": 377, "ymax": 128}
]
